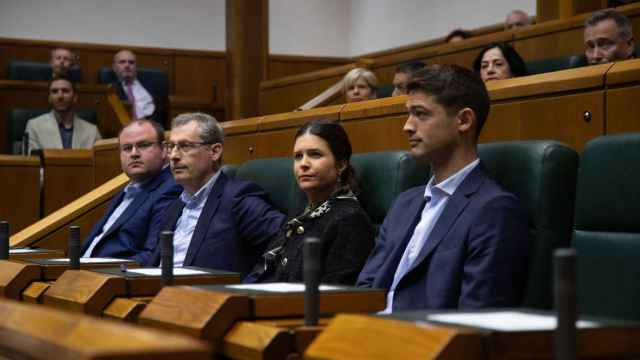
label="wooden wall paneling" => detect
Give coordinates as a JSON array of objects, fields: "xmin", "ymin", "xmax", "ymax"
[
  {"xmin": 169, "ymin": 97, "xmax": 226, "ymax": 122},
  {"xmin": 605, "ymin": 58, "xmax": 640, "ymax": 134},
  {"xmin": 173, "ymin": 54, "xmax": 226, "ymax": 105},
  {"xmin": 512, "ymin": 18, "xmax": 585, "ymax": 62},
  {"xmin": 221, "ymin": 117, "xmax": 262, "ymax": 165},
  {"xmin": 486, "ymin": 90, "xmax": 604, "ymax": 151},
  {"xmin": 259, "ymin": 64, "xmax": 358, "ymax": 115},
  {"xmin": 256, "ymin": 105, "xmax": 343, "ymax": 159},
  {"xmin": 267, "ymin": 55, "xmax": 350, "ymax": 80},
  {"xmin": 0, "ymin": 156, "xmax": 40, "ymax": 235},
  {"xmin": 78, "ymin": 49, "xmax": 114, "ymax": 85},
  {"xmin": 41, "ymin": 150, "xmax": 95, "ymax": 216},
  {"xmin": 605, "ymin": 85, "xmax": 640, "ymax": 134},
  {"xmin": 93, "ymin": 138, "xmax": 121, "ymax": 187},
  {"xmin": 339, "ymin": 97, "xmax": 409, "ymax": 154},
  {"xmin": 428, "ymin": 32, "xmax": 514, "ymax": 68}
]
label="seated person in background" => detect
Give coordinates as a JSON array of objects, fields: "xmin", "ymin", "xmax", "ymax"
[
  {"xmin": 445, "ymin": 29, "xmax": 471, "ymax": 43},
  {"xmin": 25, "ymin": 77, "xmax": 101, "ymax": 152},
  {"xmin": 82, "ymin": 119, "xmax": 181, "ymax": 263},
  {"xmin": 245, "ymin": 120, "xmax": 375, "ymax": 285},
  {"xmin": 392, "ymin": 61, "xmax": 426, "ymax": 96},
  {"xmin": 582, "ymin": 8, "xmax": 634, "ymax": 65},
  {"xmin": 343, "ymin": 68, "xmax": 378, "ymax": 103},
  {"xmin": 112, "ymin": 49, "xmax": 158, "ymax": 121},
  {"xmin": 473, "ymin": 42, "xmax": 527, "ymax": 82},
  {"xmin": 505, "ymin": 10, "xmax": 531, "ymax": 30},
  {"xmin": 50, "ymin": 47, "xmax": 77, "ymax": 80},
  {"xmin": 357, "ymin": 64, "xmax": 529, "ymax": 312},
  {"xmin": 149, "ymin": 113, "xmax": 286, "ymax": 275}
]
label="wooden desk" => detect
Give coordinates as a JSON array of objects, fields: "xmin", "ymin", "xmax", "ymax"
[
  {"xmin": 305, "ymin": 310, "xmax": 640, "ymax": 359},
  {"xmin": 0, "ymin": 155, "xmax": 39, "ymax": 234},
  {"xmin": 0, "ymin": 298, "xmax": 211, "ymax": 359},
  {"xmin": 139, "ymin": 283, "xmax": 385, "ymax": 356},
  {"xmin": 0, "ymin": 80, "xmax": 120, "ymax": 153},
  {"xmin": 43, "ymin": 267, "xmax": 240, "ymax": 317}
]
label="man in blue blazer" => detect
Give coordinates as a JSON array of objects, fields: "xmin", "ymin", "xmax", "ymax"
[
  {"xmin": 357, "ymin": 64, "xmax": 529, "ymax": 312},
  {"xmin": 82, "ymin": 119, "xmax": 181, "ymax": 264},
  {"xmin": 148, "ymin": 113, "xmax": 286, "ymax": 276}
]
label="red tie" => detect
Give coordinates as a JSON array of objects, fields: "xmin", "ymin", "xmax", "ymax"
[{"xmin": 125, "ymin": 81, "xmax": 137, "ymax": 119}]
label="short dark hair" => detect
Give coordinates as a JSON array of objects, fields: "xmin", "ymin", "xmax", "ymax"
[
  {"xmin": 585, "ymin": 8, "xmax": 633, "ymax": 41},
  {"xmin": 472, "ymin": 42, "xmax": 528, "ymax": 78},
  {"xmin": 294, "ymin": 119, "xmax": 359, "ymax": 194},
  {"xmin": 49, "ymin": 76, "xmax": 76, "ymax": 93},
  {"xmin": 445, "ymin": 29, "xmax": 472, "ymax": 43},
  {"xmin": 407, "ymin": 64, "xmax": 490, "ymax": 139},
  {"xmin": 395, "ymin": 61, "xmax": 426, "ymax": 76},
  {"xmin": 118, "ymin": 119, "xmax": 165, "ymax": 142}
]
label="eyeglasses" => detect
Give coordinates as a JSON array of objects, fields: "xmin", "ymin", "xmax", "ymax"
[
  {"xmin": 120, "ymin": 141, "xmax": 160, "ymax": 153},
  {"xmin": 162, "ymin": 141, "xmax": 212, "ymax": 153}
]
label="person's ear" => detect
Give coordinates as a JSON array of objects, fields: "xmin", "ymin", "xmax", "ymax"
[
  {"xmin": 210, "ymin": 143, "xmax": 223, "ymax": 162},
  {"xmin": 457, "ymin": 107, "xmax": 475, "ymax": 134}
]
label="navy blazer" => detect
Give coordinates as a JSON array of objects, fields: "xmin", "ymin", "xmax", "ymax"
[
  {"xmin": 112, "ymin": 78, "xmax": 164, "ymax": 124},
  {"xmin": 150, "ymin": 173, "xmax": 287, "ymax": 276},
  {"xmin": 357, "ymin": 164, "xmax": 529, "ymax": 311},
  {"xmin": 81, "ymin": 167, "xmax": 182, "ymax": 264}
]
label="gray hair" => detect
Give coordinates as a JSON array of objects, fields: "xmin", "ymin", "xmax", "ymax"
[
  {"xmin": 585, "ymin": 8, "xmax": 633, "ymax": 41},
  {"xmin": 342, "ymin": 67, "xmax": 379, "ymax": 94},
  {"xmin": 172, "ymin": 112, "xmax": 224, "ymax": 145}
]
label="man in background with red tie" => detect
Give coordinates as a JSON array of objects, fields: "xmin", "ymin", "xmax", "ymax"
[{"xmin": 112, "ymin": 49, "xmax": 158, "ymax": 122}]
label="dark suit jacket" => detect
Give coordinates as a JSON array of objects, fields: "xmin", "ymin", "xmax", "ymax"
[
  {"xmin": 81, "ymin": 167, "xmax": 181, "ymax": 264},
  {"xmin": 357, "ymin": 164, "xmax": 529, "ymax": 311},
  {"xmin": 150, "ymin": 173, "xmax": 287, "ymax": 276},
  {"xmin": 112, "ymin": 78, "xmax": 165, "ymax": 124}
]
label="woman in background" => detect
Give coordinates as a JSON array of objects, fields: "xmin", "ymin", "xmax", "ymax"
[
  {"xmin": 473, "ymin": 42, "xmax": 527, "ymax": 82},
  {"xmin": 343, "ymin": 67, "xmax": 379, "ymax": 103}
]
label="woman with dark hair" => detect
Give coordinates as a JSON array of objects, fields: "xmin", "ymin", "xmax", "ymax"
[
  {"xmin": 472, "ymin": 42, "xmax": 527, "ymax": 82},
  {"xmin": 244, "ymin": 119, "xmax": 375, "ymax": 285}
]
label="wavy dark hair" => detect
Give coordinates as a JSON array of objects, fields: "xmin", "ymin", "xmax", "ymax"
[
  {"xmin": 294, "ymin": 119, "xmax": 359, "ymax": 194},
  {"xmin": 472, "ymin": 42, "xmax": 527, "ymax": 78}
]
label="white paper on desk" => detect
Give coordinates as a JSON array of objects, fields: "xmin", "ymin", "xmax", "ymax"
[
  {"xmin": 426, "ymin": 311, "xmax": 600, "ymax": 331},
  {"xmin": 126, "ymin": 268, "xmax": 210, "ymax": 276},
  {"xmin": 46, "ymin": 257, "xmax": 126, "ymax": 264},
  {"xmin": 9, "ymin": 248, "xmax": 42, "ymax": 254},
  {"xmin": 225, "ymin": 282, "xmax": 342, "ymax": 293}
]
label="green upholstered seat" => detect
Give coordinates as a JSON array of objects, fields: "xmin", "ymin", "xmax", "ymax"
[
  {"xmin": 8, "ymin": 60, "xmax": 83, "ymax": 82},
  {"xmin": 233, "ymin": 151, "xmax": 428, "ymax": 224},
  {"xmin": 350, "ymin": 151, "xmax": 428, "ymax": 226},
  {"xmin": 7, "ymin": 108, "xmax": 98, "ymax": 154},
  {"xmin": 573, "ymin": 133, "xmax": 640, "ymax": 320},
  {"xmin": 479, "ymin": 141, "xmax": 579, "ymax": 309},
  {"xmin": 526, "ymin": 55, "xmax": 574, "ymax": 75},
  {"xmin": 375, "ymin": 84, "xmax": 394, "ymax": 99}
]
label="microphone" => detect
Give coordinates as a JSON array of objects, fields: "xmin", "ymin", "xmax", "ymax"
[
  {"xmin": 0, "ymin": 221, "xmax": 9, "ymax": 260},
  {"xmin": 554, "ymin": 247, "xmax": 577, "ymax": 360},
  {"xmin": 303, "ymin": 237, "xmax": 323, "ymax": 326},
  {"xmin": 68, "ymin": 225, "xmax": 81, "ymax": 270},
  {"xmin": 160, "ymin": 231, "xmax": 174, "ymax": 286}
]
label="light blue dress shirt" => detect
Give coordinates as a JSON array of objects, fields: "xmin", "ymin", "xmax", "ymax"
[
  {"xmin": 172, "ymin": 171, "xmax": 221, "ymax": 267},
  {"xmin": 82, "ymin": 182, "xmax": 142, "ymax": 257},
  {"xmin": 382, "ymin": 159, "xmax": 480, "ymax": 313}
]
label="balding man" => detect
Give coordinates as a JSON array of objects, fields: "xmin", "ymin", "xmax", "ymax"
[
  {"xmin": 505, "ymin": 10, "xmax": 531, "ymax": 30},
  {"xmin": 111, "ymin": 49, "xmax": 162, "ymax": 123}
]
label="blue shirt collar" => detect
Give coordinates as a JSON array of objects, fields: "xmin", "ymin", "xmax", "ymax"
[
  {"xmin": 424, "ymin": 158, "xmax": 480, "ymax": 199},
  {"xmin": 179, "ymin": 170, "xmax": 221, "ymax": 208}
]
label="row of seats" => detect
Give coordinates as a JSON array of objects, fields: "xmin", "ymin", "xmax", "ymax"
[{"xmin": 225, "ymin": 134, "xmax": 639, "ymax": 320}]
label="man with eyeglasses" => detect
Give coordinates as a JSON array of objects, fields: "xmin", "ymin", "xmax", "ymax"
[
  {"xmin": 81, "ymin": 119, "xmax": 181, "ymax": 263},
  {"xmin": 148, "ymin": 112, "xmax": 286, "ymax": 276}
]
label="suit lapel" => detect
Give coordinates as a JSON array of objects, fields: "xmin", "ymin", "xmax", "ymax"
[
  {"xmin": 406, "ymin": 165, "xmax": 487, "ymax": 274},
  {"xmin": 183, "ymin": 173, "xmax": 227, "ymax": 266},
  {"xmin": 45, "ymin": 113, "xmax": 63, "ymax": 148}
]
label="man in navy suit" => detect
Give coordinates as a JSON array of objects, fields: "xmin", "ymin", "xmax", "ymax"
[
  {"xmin": 149, "ymin": 113, "xmax": 286, "ymax": 276},
  {"xmin": 357, "ymin": 64, "xmax": 529, "ymax": 312},
  {"xmin": 82, "ymin": 119, "xmax": 181, "ymax": 264}
]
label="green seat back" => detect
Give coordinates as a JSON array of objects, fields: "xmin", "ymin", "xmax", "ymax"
[
  {"xmin": 526, "ymin": 55, "xmax": 573, "ymax": 75},
  {"xmin": 351, "ymin": 151, "xmax": 428, "ymax": 226},
  {"xmin": 573, "ymin": 133, "xmax": 640, "ymax": 320},
  {"xmin": 479, "ymin": 141, "xmax": 578, "ymax": 309}
]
